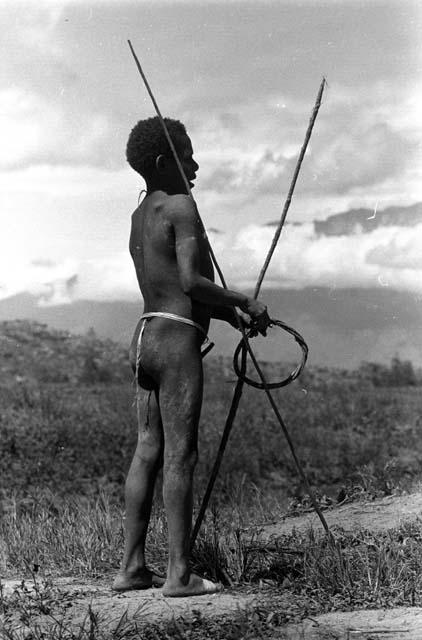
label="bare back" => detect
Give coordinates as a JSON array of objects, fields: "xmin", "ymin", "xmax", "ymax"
[{"xmin": 129, "ymin": 191, "xmax": 214, "ymax": 333}]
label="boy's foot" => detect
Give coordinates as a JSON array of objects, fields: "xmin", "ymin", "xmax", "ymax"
[
  {"xmin": 162, "ymin": 573, "xmax": 222, "ymax": 598},
  {"xmin": 112, "ymin": 568, "xmax": 165, "ymax": 592}
]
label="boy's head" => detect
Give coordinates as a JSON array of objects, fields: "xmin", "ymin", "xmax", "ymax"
[{"xmin": 126, "ymin": 116, "xmax": 188, "ymax": 179}]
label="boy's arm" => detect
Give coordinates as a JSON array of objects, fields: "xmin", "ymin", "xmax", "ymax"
[
  {"xmin": 209, "ymin": 305, "xmax": 250, "ymax": 331},
  {"xmin": 169, "ymin": 196, "xmax": 270, "ymax": 332},
  {"xmin": 210, "ymin": 305, "xmax": 236, "ymax": 324}
]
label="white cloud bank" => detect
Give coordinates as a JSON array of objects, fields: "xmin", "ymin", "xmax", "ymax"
[
  {"xmin": 1, "ymin": 3, "xmax": 421, "ymax": 307},
  {"xmin": 0, "ymin": 252, "xmax": 138, "ymax": 305},
  {"xmin": 222, "ymin": 223, "xmax": 422, "ymax": 293},
  {"xmin": 194, "ymin": 80, "xmax": 422, "ymax": 208},
  {"xmin": 0, "ymin": 88, "xmax": 113, "ymax": 170},
  {"xmin": 3, "ymin": 222, "xmax": 422, "ymax": 306}
]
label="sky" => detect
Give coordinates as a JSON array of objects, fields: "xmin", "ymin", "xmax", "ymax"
[{"xmin": 1, "ymin": 0, "xmax": 422, "ymax": 305}]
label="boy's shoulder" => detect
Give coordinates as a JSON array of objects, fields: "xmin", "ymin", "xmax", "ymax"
[
  {"xmin": 131, "ymin": 192, "xmax": 198, "ymax": 228},
  {"xmin": 162, "ymin": 194, "xmax": 197, "ymax": 224}
]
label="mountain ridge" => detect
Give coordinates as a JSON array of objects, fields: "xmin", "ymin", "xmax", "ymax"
[
  {"xmin": 265, "ymin": 201, "xmax": 422, "ymax": 236},
  {"xmin": 1, "ymin": 287, "xmax": 421, "ymax": 369}
]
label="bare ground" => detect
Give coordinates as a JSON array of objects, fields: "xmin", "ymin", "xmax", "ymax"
[
  {"xmin": 284, "ymin": 608, "xmax": 422, "ymax": 639},
  {"xmin": 3, "ymin": 492, "xmax": 422, "ymax": 638},
  {"xmin": 259, "ymin": 491, "xmax": 422, "ymax": 540},
  {"xmin": 1, "ymin": 575, "xmax": 256, "ymax": 625}
]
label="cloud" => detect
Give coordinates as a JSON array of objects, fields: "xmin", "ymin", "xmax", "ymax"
[
  {"xmin": 216, "ymin": 222, "xmax": 422, "ymax": 294},
  {"xmin": 0, "ymin": 87, "xmax": 115, "ymax": 170},
  {"xmin": 298, "ymin": 125, "xmax": 416, "ymax": 197},
  {"xmin": 2, "ymin": 2, "xmax": 420, "ymax": 191},
  {"xmin": 0, "ymin": 252, "xmax": 139, "ymax": 305},
  {"xmin": 366, "ymin": 229, "xmax": 422, "ymax": 270},
  {"xmin": 75, "ymin": 256, "xmax": 139, "ymax": 301},
  {"xmin": 0, "ymin": 4, "xmax": 127, "ymax": 171},
  {"xmin": 0, "ymin": 256, "xmax": 79, "ymax": 302},
  {"xmin": 4, "ymin": 219, "xmax": 422, "ymax": 307},
  {"xmin": 193, "ymin": 80, "xmax": 422, "ymax": 206},
  {"xmin": 1, "ymin": 4, "xmax": 77, "ymax": 93},
  {"xmin": 38, "ymin": 275, "xmax": 78, "ymax": 307},
  {"xmin": 1, "ymin": 0, "xmax": 421, "ymax": 307},
  {"xmin": 15, "ymin": 4, "xmax": 65, "ymax": 57}
]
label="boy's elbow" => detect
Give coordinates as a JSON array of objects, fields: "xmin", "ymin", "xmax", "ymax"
[
  {"xmin": 182, "ymin": 282, "xmax": 193, "ymax": 296},
  {"xmin": 180, "ymin": 274, "xmax": 198, "ymax": 296}
]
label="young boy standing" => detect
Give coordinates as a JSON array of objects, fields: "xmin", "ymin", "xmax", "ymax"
[{"xmin": 113, "ymin": 117, "xmax": 270, "ymax": 597}]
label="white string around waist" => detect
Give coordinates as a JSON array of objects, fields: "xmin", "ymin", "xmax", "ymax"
[{"xmin": 140, "ymin": 312, "xmax": 209, "ymax": 341}]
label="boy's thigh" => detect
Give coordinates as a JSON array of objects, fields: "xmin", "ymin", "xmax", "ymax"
[
  {"xmin": 158, "ymin": 349, "xmax": 203, "ymax": 448},
  {"xmin": 136, "ymin": 389, "xmax": 163, "ymax": 446}
]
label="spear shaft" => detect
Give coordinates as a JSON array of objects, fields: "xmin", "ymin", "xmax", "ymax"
[
  {"xmin": 128, "ymin": 40, "xmax": 228, "ymax": 289},
  {"xmin": 254, "ymin": 78, "xmax": 326, "ymax": 298},
  {"xmin": 191, "ymin": 78, "xmax": 327, "ymax": 545}
]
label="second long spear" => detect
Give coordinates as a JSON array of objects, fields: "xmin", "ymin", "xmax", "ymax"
[{"xmin": 191, "ymin": 78, "xmax": 327, "ymax": 545}]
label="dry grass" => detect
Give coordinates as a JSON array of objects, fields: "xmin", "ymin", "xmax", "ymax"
[{"xmin": 2, "ymin": 322, "xmax": 422, "ymax": 637}]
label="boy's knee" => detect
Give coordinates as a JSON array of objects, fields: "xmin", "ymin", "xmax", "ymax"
[
  {"xmin": 135, "ymin": 437, "xmax": 162, "ymax": 466},
  {"xmin": 165, "ymin": 446, "xmax": 198, "ymax": 471}
]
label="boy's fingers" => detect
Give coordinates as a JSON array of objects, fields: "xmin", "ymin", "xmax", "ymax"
[
  {"xmin": 246, "ymin": 308, "xmax": 271, "ymax": 337},
  {"xmin": 252, "ymin": 311, "xmax": 271, "ymax": 337}
]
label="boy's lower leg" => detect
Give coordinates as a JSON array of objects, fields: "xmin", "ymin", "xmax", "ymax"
[
  {"xmin": 113, "ymin": 392, "xmax": 165, "ymax": 591},
  {"xmin": 163, "ymin": 451, "xmax": 195, "ymax": 584},
  {"xmin": 158, "ymin": 365, "xmax": 222, "ymax": 597},
  {"xmin": 161, "ymin": 453, "xmax": 221, "ymax": 597}
]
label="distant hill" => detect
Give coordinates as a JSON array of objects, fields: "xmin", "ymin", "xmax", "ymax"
[
  {"xmin": 314, "ymin": 202, "xmax": 422, "ymax": 236},
  {"xmin": 1, "ymin": 287, "xmax": 422, "ymax": 369},
  {"xmin": 0, "ymin": 319, "xmax": 130, "ymax": 385},
  {"xmin": 265, "ymin": 202, "xmax": 422, "ymax": 236},
  {"xmin": 212, "ymin": 287, "xmax": 422, "ymax": 369},
  {"xmin": 0, "ymin": 293, "xmax": 142, "ymax": 344}
]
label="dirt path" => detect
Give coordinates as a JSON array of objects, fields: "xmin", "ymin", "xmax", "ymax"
[
  {"xmin": 284, "ymin": 608, "xmax": 422, "ymax": 639},
  {"xmin": 3, "ymin": 575, "xmax": 422, "ymax": 639},
  {"xmin": 3, "ymin": 493, "xmax": 422, "ymax": 638},
  {"xmin": 267, "ymin": 491, "xmax": 422, "ymax": 638},
  {"xmin": 260, "ymin": 491, "xmax": 422, "ymax": 540},
  {"xmin": 1, "ymin": 576, "xmax": 257, "ymax": 633}
]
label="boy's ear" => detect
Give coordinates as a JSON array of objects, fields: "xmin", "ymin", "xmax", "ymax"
[{"xmin": 155, "ymin": 154, "xmax": 167, "ymax": 173}]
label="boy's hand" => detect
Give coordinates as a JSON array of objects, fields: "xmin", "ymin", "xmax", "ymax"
[
  {"xmin": 229, "ymin": 309, "xmax": 250, "ymax": 333},
  {"xmin": 240, "ymin": 298, "xmax": 271, "ymax": 336}
]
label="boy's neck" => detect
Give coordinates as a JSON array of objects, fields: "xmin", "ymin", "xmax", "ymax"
[{"xmin": 145, "ymin": 179, "xmax": 188, "ymax": 197}]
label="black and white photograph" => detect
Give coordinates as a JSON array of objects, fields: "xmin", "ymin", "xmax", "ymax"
[{"xmin": 1, "ymin": 0, "xmax": 422, "ymax": 637}]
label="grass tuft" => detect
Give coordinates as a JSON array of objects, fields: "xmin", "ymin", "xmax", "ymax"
[{"xmin": 2, "ymin": 493, "xmax": 422, "ymax": 637}]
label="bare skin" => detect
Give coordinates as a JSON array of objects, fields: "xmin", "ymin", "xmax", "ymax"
[{"xmin": 113, "ymin": 131, "xmax": 270, "ymax": 597}]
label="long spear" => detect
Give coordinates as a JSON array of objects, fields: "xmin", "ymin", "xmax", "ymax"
[
  {"xmin": 127, "ymin": 40, "xmax": 227, "ymax": 289},
  {"xmin": 127, "ymin": 41, "xmax": 330, "ymax": 544},
  {"xmin": 191, "ymin": 78, "xmax": 326, "ymax": 545}
]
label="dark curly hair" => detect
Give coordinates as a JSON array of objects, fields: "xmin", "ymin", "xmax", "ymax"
[{"xmin": 126, "ymin": 116, "xmax": 187, "ymax": 178}]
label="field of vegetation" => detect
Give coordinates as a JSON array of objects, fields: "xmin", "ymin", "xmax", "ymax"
[{"xmin": 1, "ymin": 320, "xmax": 422, "ymax": 638}]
